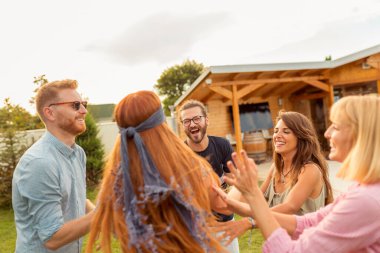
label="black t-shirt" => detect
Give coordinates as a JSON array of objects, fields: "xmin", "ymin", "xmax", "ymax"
[
  {"xmin": 195, "ymin": 135, "xmax": 232, "ymax": 178},
  {"xmin": 187, "ymin": 135, "xmax": 234, "ymax": 222}
]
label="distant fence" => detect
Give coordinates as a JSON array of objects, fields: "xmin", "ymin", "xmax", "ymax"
[
  {"xmin": 97, "ymin": 122, "xmax": 119, "ymax": 155},
  {"xmin": 20, "ymin": 117, "xmax": 178, "ymax": 156}
]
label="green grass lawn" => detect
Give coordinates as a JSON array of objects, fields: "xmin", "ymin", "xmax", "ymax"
[
  {"xmin": 236, "ymin": 216, "xmax": 264, "ymax": 253},
  {"xmin": 0, "ymin": 208, "xmax": 16, "ymax": 252},
  {"xmin": 1, "ymin": 188, "xmax": 264, "ymax": 252}
]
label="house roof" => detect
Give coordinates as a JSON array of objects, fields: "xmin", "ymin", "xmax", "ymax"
[{"xmin": 174, "ymin": 44, "xmax": 380, "ymax": 107}]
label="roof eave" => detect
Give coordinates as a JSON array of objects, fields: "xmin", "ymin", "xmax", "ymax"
[
  {"xmin": 330, "ymin": 44, "xmax": 380, "ymax": 67},
  {"xmin": 173, "ymin": 43, "xmax": 380, "ymax": 107}
]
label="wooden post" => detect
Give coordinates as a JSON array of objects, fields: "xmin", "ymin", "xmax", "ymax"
[
  {"xmin": 377, "ymin": 63, "xmax": 380, "ymax": 95},
  {"xmin": 232, "ymin": 85, "xmax": 242, "ymax": 152},
  {"xmin": 327, "ymin": 83, "xmax": 334, "ymax": 109},
  {"xmin": 324, "ymin": 82, "xmax": 335, "ymax": 129}
]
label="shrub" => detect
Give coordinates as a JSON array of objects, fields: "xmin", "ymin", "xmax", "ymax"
[
  {"xmin": 0, "ymin": 99, "xmax": 32, "ymax": 207},
  {"xmin": 77, "ymin": 113, "xmax": 105, "ymax": 187}
]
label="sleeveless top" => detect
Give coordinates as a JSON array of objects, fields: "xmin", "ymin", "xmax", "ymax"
[{"xmin": 264, "ymin": 175, "xmax": 327, "ymax": 215}]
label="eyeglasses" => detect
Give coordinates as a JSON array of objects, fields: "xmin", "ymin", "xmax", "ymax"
[
  {"xmin": 49, "ymin": 101, "xmax": 88, "ymax": 111},
  {"xmin": 181, "ymin": 115, "xmax": 205, "ymax": 127}
]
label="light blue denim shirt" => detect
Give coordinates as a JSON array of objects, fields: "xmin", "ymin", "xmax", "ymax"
[{"xmin": 12, "ymin": 131, "xmax": 86, "ymax": 253}]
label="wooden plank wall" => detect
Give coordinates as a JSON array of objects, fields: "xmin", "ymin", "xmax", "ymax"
[
  {"xmin": 329, "ymin": 61, "xmax": 379, "ymax": 85},
  {"xmin": 205, "ymin": 100, "xmax": 233, "ymax": 138}
]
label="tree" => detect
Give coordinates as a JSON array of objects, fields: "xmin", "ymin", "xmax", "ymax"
[
  {"xmin": 0, "ymin": 99, "xmax": 33, "ymax": 207},
  {"xmin": 155, "ymin": 60, "xmax": 204, "ymax": 115},
  {"xmin": 27, "ymin": 74, "xmax": 48, "ymax": 129},
  {"xmin": 76, "ymin": 113, "xmax": 105, "ymax": 187},
  {"xmin": 29, "ymin": 74, "xmax": 48, "ymax": 105}
]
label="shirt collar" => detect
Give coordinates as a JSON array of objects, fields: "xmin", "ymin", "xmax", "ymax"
[{"xmin": 44, "ymin": 131, "xmax": 77, "ymax": 157}]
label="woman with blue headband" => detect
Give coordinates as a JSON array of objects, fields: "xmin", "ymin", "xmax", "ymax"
[{"xmin": 86, "ymin": 90, "xmax": 231, "ymax": 253}]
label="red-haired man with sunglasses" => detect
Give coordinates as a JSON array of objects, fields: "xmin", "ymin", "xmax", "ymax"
[{"xmin": 12, "ymin": 79, "xmax": 95, "ymax": 253}]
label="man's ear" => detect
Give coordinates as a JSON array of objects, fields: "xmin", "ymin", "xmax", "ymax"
[
  {"xmin": 205, "ymin": 116, "xmax": 209, "ymax": 126},
  {"xmin": 42, "ymin": 106, "xmax": 55, "ymax": 122}
]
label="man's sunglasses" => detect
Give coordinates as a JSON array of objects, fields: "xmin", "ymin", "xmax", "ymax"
[{"xmin": 49, "ymin": 101, "xmax": 88, "ymax": 111}]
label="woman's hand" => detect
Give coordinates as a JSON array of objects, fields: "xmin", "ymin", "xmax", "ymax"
[
  {"xmin": 211, "ymin": 218, "xmax": 252, "ymax": 245},
  {"xmin": 212, "ymin": 186, "xmax": 253, "ymax": 217},
  {"xmin": 210, "ymin": 183, "xmax": 233, "ymax": 215},
  {"xmin": 224, "ymin": 151, "xmax": 284, "ymax": 240},
  {"xmin": 224, "ymin": 150, "xmax": 260, "ymax": 198},
  {"xmin": 85, "ymin": 199, "xmax": 96, "ymax": 214}
]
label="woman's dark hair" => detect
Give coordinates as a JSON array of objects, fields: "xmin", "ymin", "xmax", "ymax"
[{"xmin": 274, "ymin": 111, "xmax": 333, "ymax": 204}]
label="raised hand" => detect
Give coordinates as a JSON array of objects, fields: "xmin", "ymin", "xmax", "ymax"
[
  {"xmin": 211, "ymin": 218, "xmax": 253, "ymax": 245},
  {"xmin": 223, "ymin": 150, "xmax": 260, "ymax": 197}
]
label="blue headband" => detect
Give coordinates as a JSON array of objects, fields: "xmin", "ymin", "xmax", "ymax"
[{"xmin": 114, "ymin": 106, "xmax": 209, "ymax": 252}]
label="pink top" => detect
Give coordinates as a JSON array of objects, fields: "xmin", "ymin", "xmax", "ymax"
[{"xmin": 263, "ymin": 183, "xmax": 380, "ymax": 253}]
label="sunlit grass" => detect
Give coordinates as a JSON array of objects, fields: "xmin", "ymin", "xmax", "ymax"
[
  {"xmin": 0, "ymin": 208, "xmax": 16, "ymax": 252},
  {"xmin": 1, "ymin": 187, "xmax": 264, "ymax": 252},
  {"xmin": 236, "ymin": 215, "xmax": 264, "ymax": 253}
]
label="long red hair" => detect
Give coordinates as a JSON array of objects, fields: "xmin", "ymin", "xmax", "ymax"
[{"xmin": 86, "ymin": 91, "xmax": 225, "ymax": 253}]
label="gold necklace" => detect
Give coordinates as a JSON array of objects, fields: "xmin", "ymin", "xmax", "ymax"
[{"xmin": 280, "ymin": 169, "xmax": 292, "ymax": 184}]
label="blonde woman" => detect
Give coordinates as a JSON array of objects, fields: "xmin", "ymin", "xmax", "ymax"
[{"xmin": 217, "ymin": 94, "xmax": 380, "ymax": 252}]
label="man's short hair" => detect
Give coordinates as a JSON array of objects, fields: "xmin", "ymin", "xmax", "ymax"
[
  {"xmin": 35, "ymin": 79, "xmax": 78, "ymax": 121},
  {"xmin": 179, "ymin": 99, "xmax": 207, "ymax": 120}
]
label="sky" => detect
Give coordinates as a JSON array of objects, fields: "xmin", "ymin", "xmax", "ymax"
[{"xmin": 1, "ymin": 0, "xmax": 380, "ymax": 113}]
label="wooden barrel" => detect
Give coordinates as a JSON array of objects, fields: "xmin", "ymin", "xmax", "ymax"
[{"xmin": 243, "ymin": 131, "xmax": 267, "ymax": 163}]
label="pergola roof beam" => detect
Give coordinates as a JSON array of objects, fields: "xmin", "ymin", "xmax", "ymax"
[
  {"xmin": 236, "ymin": 83, "xmax": 266, "ymax": 99},
  {"xmin": 209, "ymin": 75, "xmax": 325, "ymax": 87},
  {"xmin": 208, "ymin": 86, "xmax": 232, "ymax": 100},
  {"xmin": 292, "ymin": 92, "xmax": 329, "ymax": 101},
  {"xmin": 280, "ymin": 83, "xmax": 308, "ymax": 97},
  {"xmin": 304, "ymin": 80, "xmax": 329, "ymax": 92}
]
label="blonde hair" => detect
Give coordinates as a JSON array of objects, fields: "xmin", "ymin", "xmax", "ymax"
[
  {"xmin": 86, "ymin": 91, "xmax": 225, "ymax": 253},
  {"xmin": 35, "ymin": 79, "xmax": 78, "ymax": 121},
  {"xmin": 330, "ymin": 94, "xmax": 380, "ymax": 183}
]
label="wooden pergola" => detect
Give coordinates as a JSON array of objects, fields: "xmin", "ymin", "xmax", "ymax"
[{"xmin": 174, "ymin": 44, "xmax": 380, "ymax": 152}]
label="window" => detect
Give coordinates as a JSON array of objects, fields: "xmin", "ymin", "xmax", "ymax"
[
  {"xmin": 229, "ymin": 103, "xmax": 273, "ymax": 132},
  {"xmin": 334, "ymin": 81, "xmax": 377, "ymax": 101}
]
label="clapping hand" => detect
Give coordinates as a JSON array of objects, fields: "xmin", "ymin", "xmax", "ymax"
[
  {"xmin": 212, "ymin": 218, "xmax": 252, "ymax": 245},
  {"xmin": 223, "ymin": 150, "xmax": 260, "ymax": 198}
]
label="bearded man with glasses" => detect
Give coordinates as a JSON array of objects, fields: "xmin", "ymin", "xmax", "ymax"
[
  {"xmin": 179, "ymin": 99, "xmax": 239, "ymax": 253},
  {"xmin": 12, "ymin": 79, "xmax": 95, "ymax": 253}
]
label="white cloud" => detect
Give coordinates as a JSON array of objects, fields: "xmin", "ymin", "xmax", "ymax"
[
  {"xmin": 0, "ymin": 0, "xmax": 380, "ymax": 113},
  {"xmin": 84, "ymin": 11, "xmax": 232, "ymax": 64},
  {"xmin": 246, "ymin": 14, "xmax": 380, "ymax": 63}
]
